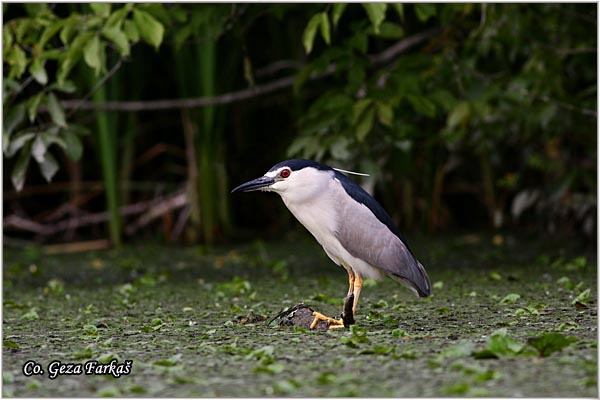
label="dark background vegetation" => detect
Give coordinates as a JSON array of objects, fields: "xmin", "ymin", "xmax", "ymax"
[{"xmin": 3, "ymin": 3, "xmax": 597, "ymax": 247}]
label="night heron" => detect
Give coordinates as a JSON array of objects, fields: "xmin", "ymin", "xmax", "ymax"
[{"xmin": 231, "ymin": 159, "xmax": 431, "ymax": 329}]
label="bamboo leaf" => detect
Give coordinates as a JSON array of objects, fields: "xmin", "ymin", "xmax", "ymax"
[
  {"xmin": 332, "ymin": 3, "xmax": 347, "ymax": 28},
  {"xmin": 133, "ymin": 9, "xmax": 164, "ymax": 50},
  {"xmin": 319, "ymin": 12, "xmax": 331, "ymax": 45},
  {"xmin": 46, "ymin": 92, "xmax": 67, "ymax": 127},
  {"xmin": 29, "ymin": 58, "xmax": 48, "ymax": 85},
  {"xmin": 27, "ymin": 92, "xmax": 45, "ymax": 122},
  {"xmin": 63, "ymin": 128, "xmax": 83, "ymax": 160},
  {"xmin": 362, "ymin": 3, "xmax": 387, "ymax": 34},
  {"xmin": 83, "ymin": 35, "xmax": 102, "ymax": 75},
  {"xmin": 11, "ymin": 142, "xmax": 31, "ymax": 191},
  {"xmin": 302, "ymin": 13, "xmax": 322, "ymax": 54},
  {"xmin": 38, "ymin": 151, "xmax": 59, "ymax": 182}
]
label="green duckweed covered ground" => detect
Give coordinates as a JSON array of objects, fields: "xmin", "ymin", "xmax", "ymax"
[{"xmin": 2, "ymin": 233, "xmax": 597, "ymax": 397}]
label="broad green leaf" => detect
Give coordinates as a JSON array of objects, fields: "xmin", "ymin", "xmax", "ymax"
[
  {"xmin": 133, "ymin": 9, "xmax": 164, "ymax": 50},
  {"xmin": 348, "ymin": 32, "xmax": 368, "ymax": 53},
  {"xmin": 572, "ymin": 288, "xmax": 590, "ymax": 305},
  {"xmin": 46, "ymin": 92, "xmax": 67, "ymax": 127},
  {"xmin": 415, "ymin": 4, "xmax": 437, "ymax": 22},
  {"xmin": 4, "ymin": 103, "xmax": 26, "ymax": 137},
  {"xmin": 38, "ymin": 151, "xmax": 59, "ymax": 182},
  {"xmin": 63, "ymin": 128, "xmax": 83, "ymax": 160},
  {"xmin": 67, "ymin": 123, "xmax": 91, "ymax": 136},
  {"xmin": 499, "ymin": 293, "xmax": 521, "ymax": 304},
  {"xmin": 3, "ymin": 25, "xmax": 13, "ymax": 49},
  {"xmin": 6, "ymin": 46, "xmax": 27, "ymax": 79},
  {"xmin": 24, "ymin": 3, "xmax": 50, "ymax": 17},
  {"xmin": 39, "ymin": 19, "xmax": 64, "ymax": 48},
  {"xmin": 101, "ymin": 25, "xmax": 130, "ymax": 57},
  {"xmin": 332, "ymin": 3, "xmax": 347, "ymax": 27},
  {"xmin": 123, "ymin": 19, "xmax": 139, "ymax": 42},
  {"xmin": 319, "ymin": 12, "xmax": 331, "ymax": 45},
  {"xmin": 377, "ymin": 22, "xmax": 404, "ymax": 39},
  {"xmin": 408, "ymin": 95, "xmax": 436, "ymax": 117},
  {"xmin": 302, "ymin": 13, "xmax": 322, "ymax": 54},
  {"xmin": 105, "ymin": 7, "xmax": 129, "ymax": 28},
  {"xmin": 376, "ymin": 101, "xmax": 393, "ymax": 127},
  {"xmin": 57, "ymin": 31, "xmax": 94, "ymax": 83},
  {"xmin": 362, "ymin": 3, "xmax": 387, "ymax": 34},
  {"xmin": 448, "ymin": 101, "xmax": 470, "ymax": 129},
  {"xmin": 11, "ymin": 142, "xmax": 31, "ymax": 191},
  {"xmin": 393, "ymin": 4, "xmax": 404, "ymax": 20},
  {"xmin": 5, "ymin": 131, "xmax": 35, "ymax": 157},
  {"xmin": 27, "ymin": 92, "xmax": 44, "ymax": 123},
  {"xmin": 29, "ymin": 57, "xmax": 48, "ymax": 85},
  {"xmin": 528, "ymin": 333, "xmax": 578, "ymax": 357},
  {"xmin": 3, "ymin": 340, "xmax": 20, "ymax": 350},
  {"xmin": 49, "ymin": 80, "xmax": 77, "ymax": 93},
  {"xmin": 59, "ymin": 16, "xmax": 77, "ymax": 44},
  {"xmin": 32, "ymin": 134, "xmax": 47, "ymax": 162},
  {"xmin": 40, "ymin": 128, "xmax": 67, "ymax": 150},
  {"xmin": 356, "ymin": 107, "xmax": 374, "ymax": 142},
  {"xmin": 352, "ymin": 99, "xmax": 373, "ymax": 124},
  {"xmin": 15, "ymin": 18, "xmax": 35, "ymax": 42},
  {"xmin": 90, "ymin": 3, "xmax": 111, "ymax": 16},
  {"xmin": 83, "ymin": 35, "xmax": 102, "ymax": 75}
]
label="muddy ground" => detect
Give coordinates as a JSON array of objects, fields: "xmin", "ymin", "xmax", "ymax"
[{"xmin": 3, "ymin": 233, "xmax": 597, "ymax": 397}]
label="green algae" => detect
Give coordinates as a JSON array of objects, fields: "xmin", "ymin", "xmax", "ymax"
[{"xmin": 2, "ymin": 233, "xmax": 597, "ymax": 397}]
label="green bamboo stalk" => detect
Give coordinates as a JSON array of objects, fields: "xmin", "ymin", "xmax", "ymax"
[
  {"xmin": 91, "ymin": 74, "xmax": 121, "ymax": 246},
  {"xmin": 196, "ymin": 24, "xmax": 218, "ymax": 244}
]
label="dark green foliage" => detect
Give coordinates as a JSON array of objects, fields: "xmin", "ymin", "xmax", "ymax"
[{"xmin": 2, "ymin": 3, "xmax": 596, "ymax": 243}]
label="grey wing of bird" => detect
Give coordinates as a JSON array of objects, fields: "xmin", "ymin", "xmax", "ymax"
[{"xmin": 334, "ymin": 190, "xmax": 431, "ymax": 298}]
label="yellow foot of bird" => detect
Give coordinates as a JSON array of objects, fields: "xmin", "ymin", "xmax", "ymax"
[{"xmin": 310, "ymin": 311, "xmax": 346, "ymax": 330}]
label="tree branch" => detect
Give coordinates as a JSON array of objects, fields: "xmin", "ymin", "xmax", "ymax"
[{"xmin": 60, "ymin": 29, "xmax": 439, "ymax": 112}]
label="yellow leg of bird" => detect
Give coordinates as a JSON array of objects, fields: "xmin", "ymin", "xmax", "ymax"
[
  {"xmin": 352, "ymin": 275, "xmax": 363, "ymax": 315},
  {"xmin": 310, "ymin": 311, "xmax": 345, "ymax": 329},
  {"xmin": 347, "ymin": 270, "xmax": 355, "ymax": 296},
  {"xmin": 309, "ymin": 270, "xmax": 356, "ymax": 330}
]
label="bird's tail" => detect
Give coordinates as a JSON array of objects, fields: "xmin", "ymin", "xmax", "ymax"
[{"xmin": 391, "ymin": 261, "xmax": 431, "ymax": 298}]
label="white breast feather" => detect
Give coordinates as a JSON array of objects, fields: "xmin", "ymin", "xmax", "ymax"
[{"xmin": 280, "ymin": 176, "xmax": 384, "ymax": 280}]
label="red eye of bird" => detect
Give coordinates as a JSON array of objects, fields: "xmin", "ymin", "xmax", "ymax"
[{"xmin": 280, "ymin": 169, "xmax": 291, "ymax": 178}]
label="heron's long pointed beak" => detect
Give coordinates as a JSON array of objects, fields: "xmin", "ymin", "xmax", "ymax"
[{"xmin": 231, "ymin": 176, "xmax": 275, "ymax": 193}]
